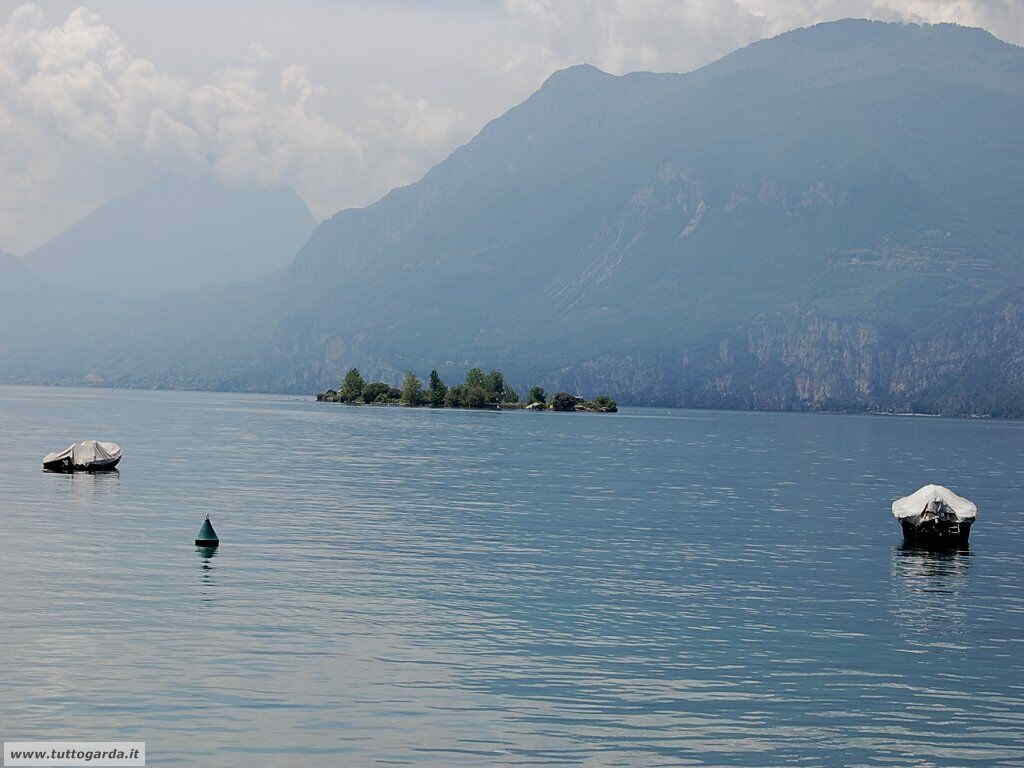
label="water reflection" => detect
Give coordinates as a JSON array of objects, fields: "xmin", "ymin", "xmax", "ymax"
[
  {"xmin": 195, "ymin": 546, "xmax": 218, "ymax": 603},
  {"xmin": 895, "ymin": 543, "xmax": 971, "ymax": 586},
  {"xmin": 890, "ymin": 544, "xmax": 971, "ymax": 645},
  {"xmin": 45, "ymin": 469, "xmax": 121, "ymax": 501}
]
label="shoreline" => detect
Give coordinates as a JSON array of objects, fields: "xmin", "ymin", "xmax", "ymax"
[{"xmin": 315, "ymin": 394, "xmax": 617, "ymax": 413}]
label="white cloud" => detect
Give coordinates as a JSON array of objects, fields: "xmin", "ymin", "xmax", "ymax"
[
  {"xmin": 501, "ymin": 0, "xmax": 767, "ymax": 76},
  {"xmin": 0, "ymin": 4, "xmax": 471, "ymax": 251},
  {"xmin": 498, "ymin": 0, "xmax": 1021, "ymax": 78}
]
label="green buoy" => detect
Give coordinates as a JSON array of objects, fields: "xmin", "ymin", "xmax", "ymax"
[{"xmin": 195, "ymin": 515, "xmax": 219, "ymax": 547}]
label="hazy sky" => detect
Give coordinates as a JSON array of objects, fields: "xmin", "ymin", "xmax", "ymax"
[{"xmin": 1, "ymin": 0, "xmax": 1021, "ymax": 254}]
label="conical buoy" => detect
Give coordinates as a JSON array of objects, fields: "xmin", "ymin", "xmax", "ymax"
[{"xmin": 195, "ymin": 515, "xmax": 219, "ymax": 547}]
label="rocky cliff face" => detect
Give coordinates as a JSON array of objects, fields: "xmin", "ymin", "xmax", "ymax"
[{"xmin": 538, "ymin": 291, "xmax": 1024, "ymax": 416}]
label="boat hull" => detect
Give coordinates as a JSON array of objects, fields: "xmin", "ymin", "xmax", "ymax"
[
  {"xmin": 899, "ymin": 515, "xmax": 972, "ymax": 546},
  {"xmin": 43, "ymin": 456, "xmax": 121, "ymax": 473}
]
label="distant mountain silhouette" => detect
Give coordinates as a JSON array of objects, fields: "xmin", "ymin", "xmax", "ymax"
[
  {"xmin": 5, "ymin": 20, "xmax": 1024, "ymax": 415},
  {"xmin": 28, "ymin": 173, "xmax": 316, "ymax": 296},
  {"xmin": 0, "ymin": 250, "xmax": 38, "ymax": 294}
]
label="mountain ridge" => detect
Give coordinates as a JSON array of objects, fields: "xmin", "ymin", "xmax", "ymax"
[
  {"xmin": 4, "ymin": 19, "xmax": 1024, "ymax": 415},
  {"xmin": 276, "ymin": 18, "xmax": 1024, "ymax": 411},
  {"xmin": 29, "ymin": 173, "xmax": 317, "ymax": 297}
]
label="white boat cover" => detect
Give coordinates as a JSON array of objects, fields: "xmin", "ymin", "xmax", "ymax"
[
  {"xmin": 43, "ymin": 440, "xmax": 121, "ymax": 467},
  {"xmin": 891, "ymin": 484, "xmax": 977, "ymax": 520}
]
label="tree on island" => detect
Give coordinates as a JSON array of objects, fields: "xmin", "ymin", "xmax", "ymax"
[
  {"xmin": 485, "ymin": 370, "xmax": 505, "ymax": 402},
  {"xmin": 362, "ymin": 381, "xmax": 391, "ymax": 403},
  {"xmin": 527, "ymin": 386, "xmax": 546, "ymax": 405},
  {"xmin": 428, "ymin": 370, "xmax": 447, "ymax": 407},
  {"xmin": 465, "ymin": 368, "xmax": 487, "ymax": 391},
  {"xmin": 401, "ymin": 372, "xmax": 425, "ymax": 406},
  {"xmin": 551, "ymin": 392, "xmax": 578, "ymax": 411},
  {"xmin": 464, "ymin": 385, "xmax": 488, "ymax": 408},
  {"xmin": 445, "ymin": 385, "xmax": 465, "ymax": 408},
  {"xmin": 339, "ymin": 367, "xmax": 365, "ymax": 402}
]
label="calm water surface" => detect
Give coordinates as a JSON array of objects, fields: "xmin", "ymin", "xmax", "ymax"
[{"xmin": 1, "ymin": 386, "xmax": 1023, "ymax": 766}]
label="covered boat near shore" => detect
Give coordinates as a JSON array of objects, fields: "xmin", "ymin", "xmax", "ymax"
[
  {"xmin": 43, "ymin": 440, "xmax": 122, "ymax": 472},
  {"xmin": 892, "ymin": 484, "xmax": 976, "ymax": 546}
]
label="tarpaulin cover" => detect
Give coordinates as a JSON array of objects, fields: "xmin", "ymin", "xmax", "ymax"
[
  {"xmin": 43, "ymin": 440, "xmax": 121, "ymax": 467},
  {"xmin": 891, "ymin": 484, "xmax": 977, "ymax": 520}
]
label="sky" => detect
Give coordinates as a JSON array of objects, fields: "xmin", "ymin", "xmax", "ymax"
[{"xmin": 1, "ymin": 0, "xmax": 1021, "ymax": 254}]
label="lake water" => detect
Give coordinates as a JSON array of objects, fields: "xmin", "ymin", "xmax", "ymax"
[{"xmin": 1, "ymin": 386, "xmax": 1023, "ymax": 767}]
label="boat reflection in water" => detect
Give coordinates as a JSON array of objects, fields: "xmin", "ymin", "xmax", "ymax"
[
  {"xmin": 889, "ymin": 543, "xmax": 971, "ymax": 646},
  {"xmin": 56, "ymin": 468, "xmax": 121, "ymax": 502}
]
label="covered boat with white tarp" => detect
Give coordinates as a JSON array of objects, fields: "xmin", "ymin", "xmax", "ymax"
[
  {"xmin": 892, "ymin": 484, "xmax": 976, "ymax": 545},
  {"xmin": 42, "ymin": 440, "xmax": 122, "ymax": 472}
]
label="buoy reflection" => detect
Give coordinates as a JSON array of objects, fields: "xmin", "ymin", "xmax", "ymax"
[{"xmin": 196, "ymin": 545, "xmax": 218, "ymax": 603}]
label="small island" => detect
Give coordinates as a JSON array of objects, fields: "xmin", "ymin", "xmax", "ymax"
[{"xmin": 317, "ymin": 367, "xmax": 617, "ymax": 412}]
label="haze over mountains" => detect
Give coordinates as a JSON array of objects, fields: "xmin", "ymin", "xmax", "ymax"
[
  {"xmin": 0, "ymin": 250, "xmax": 36, "ymax": 293},
  {"xmin": 4, "ymin": 19, "xmax": 1024, "ymax": 415},
  {"xmin": 27, "ymin": 174, "xmax": 316, "ymax": 297}
]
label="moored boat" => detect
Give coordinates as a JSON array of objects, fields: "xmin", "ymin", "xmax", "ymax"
[
  {"xmin": 43, "ymin": 440, "xmax": 122, "ymax": 472},
  {"xmin": 892, "ymin": 484, "xmax": 976, "ymax": 546}
]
